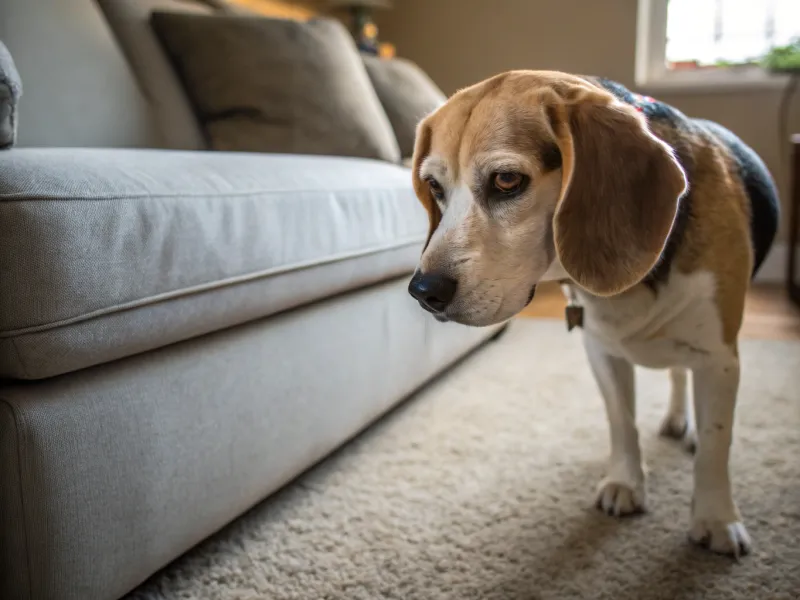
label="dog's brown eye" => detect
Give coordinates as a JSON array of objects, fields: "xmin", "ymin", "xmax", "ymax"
[
  {"xmin": 427, "ymin": 178, "xmax": 445, "ymax": 200},
  {"xmin": 493, "ymin": 172, "xmax": 524, "ymax": 193}
]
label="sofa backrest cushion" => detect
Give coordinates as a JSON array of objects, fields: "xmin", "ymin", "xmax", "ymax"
[
  {"xmin": 362, "ymin": 54, "xmax": 446, "ymax": 160},
  {"xmin": 95, "ymin": 0, "xmax": 226, "ymax": 150},
  {"xmin": 0, "ymin": 0, "xmax": 161, "ymax": 148}
]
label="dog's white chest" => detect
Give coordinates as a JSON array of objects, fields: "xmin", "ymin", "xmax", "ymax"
[{"xmin": 573, "ymin": 271, "xmax": 727, "ymax": 369}]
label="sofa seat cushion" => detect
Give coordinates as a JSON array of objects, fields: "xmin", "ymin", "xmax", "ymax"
[{"xmin": 0, "ymin": 148, "xmax": 426, "ymax": 379}]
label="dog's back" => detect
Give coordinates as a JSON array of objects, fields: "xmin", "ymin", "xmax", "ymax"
[
  {"xmin": 585, "ymin": 77, "xmax": 780, "ymax": 282},
  {"xmin": 692, "ymin": 118, "xmax": 780, "ymax": 276}
]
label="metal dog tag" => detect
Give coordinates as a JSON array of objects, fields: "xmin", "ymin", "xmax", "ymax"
[
  {"xmin": 561, "ymin": 283, "xmax": 583, "ymax": 332},
  {"xmin": 565, "ymin": 304, "xmax": 584, "ymax": 332}
]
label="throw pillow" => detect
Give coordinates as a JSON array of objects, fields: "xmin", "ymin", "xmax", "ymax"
[
  {"xmin": 0, "ymin": 41, "xmax": 22, "ymax": 149},
  {"xmin": 151, "ymin": 12, "xmax": 401, "ymax": 163},
  {"xmin": 362, "ymin": 55, "xmax": 446, "ymax": 159}
]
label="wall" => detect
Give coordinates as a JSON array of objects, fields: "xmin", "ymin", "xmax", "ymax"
[{"xmin": 377, "ymin": 0, "xmax": 799, "ymax": 244}]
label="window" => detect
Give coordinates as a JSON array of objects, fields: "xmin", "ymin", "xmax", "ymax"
[{"xmin": 636, "ymin": 0, "xmax": 800, "ymax": 90}]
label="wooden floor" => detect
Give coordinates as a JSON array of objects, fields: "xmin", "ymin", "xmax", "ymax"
[{"xmin": 519, "ymin": 281, "xmax": 800, "ymax": 341}]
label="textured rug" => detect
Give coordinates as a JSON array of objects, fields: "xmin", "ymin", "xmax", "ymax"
[{"xmin": 127, "ymin": 319, "xmax": 800, "ymax": 600}]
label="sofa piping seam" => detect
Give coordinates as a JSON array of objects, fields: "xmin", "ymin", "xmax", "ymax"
[
  {"xmin": 0, "ymin": 184, "xmax": 414, "ymax": 202},
  {"xmin": 8, "ymin": 338, "xmax": 30, "ymax": 378},
  {"xmin": 0, "ymin": 236, "xmax": 425, "ymax": 337}
]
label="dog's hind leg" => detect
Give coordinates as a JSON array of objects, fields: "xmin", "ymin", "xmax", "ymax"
[
  {"xmin": 584, "ymin": 332, "xmax": 646, "ymax": 517},
  {"xmin": 659, "ymin": 367, "xmax": 698, "ymax": 453}
]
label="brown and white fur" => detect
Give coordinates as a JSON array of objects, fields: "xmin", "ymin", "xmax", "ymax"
[{"xmin": 407, "ymin": 70, "xmax": 780, "ymax": 558}]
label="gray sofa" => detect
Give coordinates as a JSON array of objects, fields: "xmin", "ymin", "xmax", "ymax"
[{"xmin": 0, "ymin": 1, "xmax": 502, "ymax": 599}]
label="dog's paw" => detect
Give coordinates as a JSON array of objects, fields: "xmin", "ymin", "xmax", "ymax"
[
  {"xmin": 659, "ymin": 412, "xmax": 687, "ymax": 439},
  {"xmin": 689, "ymin": 518, "xmax": 751, "ymax": 558},
  {"xmin": 595, "ymin": 479, "xmax": 646, "ymax": 517},
  {"xmin": 682, "ymin": 429, "xmax": 698, "ymax": 454},
  {"xmin": 658, "ymin": 414, "xmax": 697, "ymax": 454},
  {"xmin": 689, "ymin": 499, "xmax": 751, "ymax": 558}
]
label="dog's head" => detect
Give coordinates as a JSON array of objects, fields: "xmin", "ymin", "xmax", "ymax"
[{"xmin": 407, "ymin": 70, "xmax": 688, "ymax": 326}]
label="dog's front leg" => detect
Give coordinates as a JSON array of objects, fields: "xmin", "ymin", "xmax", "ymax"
[
  {"xmin": 584, "ymin": 332, "xmax": 645, "ymax": 516},
  {"xmin": 689, "ymin": 357, "xmax": 751, "ymax": 557}
]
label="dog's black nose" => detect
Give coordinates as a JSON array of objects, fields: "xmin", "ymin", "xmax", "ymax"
[{"xmin": 408, "ymin": 271, "xmax": 458, "ymax": 313}]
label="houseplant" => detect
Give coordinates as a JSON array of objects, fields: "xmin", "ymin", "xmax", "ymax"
[{"xmin": 762, "ymin": 37, "xmax": 800, "ymax": 74}]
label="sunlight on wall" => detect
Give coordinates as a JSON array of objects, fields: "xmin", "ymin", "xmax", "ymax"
[{"xmin": 226, "ymin": 0, "xmax": 318, "ymax": 20}]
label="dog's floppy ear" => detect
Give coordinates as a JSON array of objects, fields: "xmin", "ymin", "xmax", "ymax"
[
  {"xmin": 547, "ymin": 90, "xmax": 687, "ymax": 296},
  {"xmin": 411, "ymin": 118, "xmax": 441, "ymax": 250}
]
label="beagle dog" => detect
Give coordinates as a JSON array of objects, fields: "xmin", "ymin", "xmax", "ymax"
[{"xmin": 407, "ymin": 70, "xmax": 780, "ymax": 558}]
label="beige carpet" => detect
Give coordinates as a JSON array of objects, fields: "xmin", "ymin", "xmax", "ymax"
[{"xmin": 127, "ymin": 319, "xmax": 800, "ymax": 600}]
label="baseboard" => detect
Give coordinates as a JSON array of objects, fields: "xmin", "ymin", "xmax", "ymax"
[{"xmin": 754, "ymin": 241, "xmax": 790, "ymax": 284}]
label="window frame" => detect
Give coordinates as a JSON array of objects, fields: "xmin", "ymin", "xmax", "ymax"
[{"xmin": 635, "ymin": 0, "xmax": 791, "ymax": 93}]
